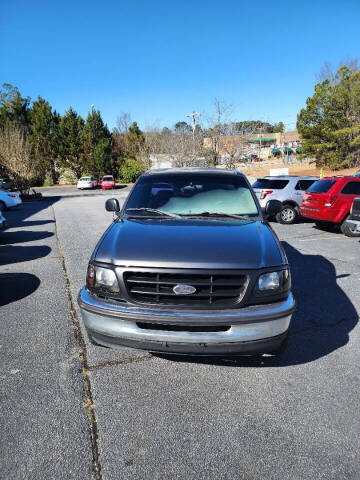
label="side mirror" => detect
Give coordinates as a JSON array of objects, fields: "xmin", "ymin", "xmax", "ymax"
[
  {"xmin": 264, "ymin": 199, "xmax": 282, "ymax": 218},
  {"xmin": 105, "ymin": 198, "xmax": 120, "ymax": 212}
]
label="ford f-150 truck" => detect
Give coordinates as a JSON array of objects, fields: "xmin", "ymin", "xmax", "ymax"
[{"xmin": 78, "ymin": 168, "xmax": 295, "ymax": 356}]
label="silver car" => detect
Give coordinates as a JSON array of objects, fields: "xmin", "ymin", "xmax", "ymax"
[{"xmin": 252, "ymin": 175, "xmax": 318, "ymax": 224}]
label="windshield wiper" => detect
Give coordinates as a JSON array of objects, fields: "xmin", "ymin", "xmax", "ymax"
[
  {"xmin": 126, "ymin": 208, "xmax": 181, "ymax": 219},
  {"xmin": 180, "ymin": 211, "xmax": 249, "ymax": 220}
]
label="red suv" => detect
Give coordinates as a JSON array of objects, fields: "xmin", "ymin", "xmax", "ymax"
[{"xmin": 301, "ymin": 176, "xmax": 360, "ymax": 232}]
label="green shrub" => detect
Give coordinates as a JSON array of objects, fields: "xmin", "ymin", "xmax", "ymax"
[
  {"xmin": 58, "ymin": 168, "xmax": 77, "ymax": 185},
  {"xmin": 120, "ymin": 159, "xmax": 144, "ymax": 183},
  {"xmin": 42, "ymin": 177, "xmax": 54, "ymax": 187}
]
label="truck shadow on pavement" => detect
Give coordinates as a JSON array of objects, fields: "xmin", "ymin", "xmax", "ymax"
[
  {"xmin": 0, "ymin": 230, "xmax": 54, "ymax": 245},
  {"xmin": 0, "ymin": 202, "xmax": 56, "ymax": 266},
  {"xmin": 0, "ymin": 273, "xmax": 40, "ymax": 307},
  {"xmin": 0, "ymin": 197, "xmax": 60, "ymax": 304},
  {"xmin": 161, "ymin": 242, "xmax": 358, "ymax": 367}
]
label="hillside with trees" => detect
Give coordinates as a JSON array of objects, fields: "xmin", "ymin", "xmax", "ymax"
[
  {"xmin": 0, "ymin": 84, "xmax": 149, "ymax": 190},
  {"xmin": 0, "ymin": 84, "xmax": 289, "ymax": 189}
]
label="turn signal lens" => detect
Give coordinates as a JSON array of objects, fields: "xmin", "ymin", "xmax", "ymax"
[{"xmin": 86, "ymin": 265, "xmax": 96, "ymax": 287}]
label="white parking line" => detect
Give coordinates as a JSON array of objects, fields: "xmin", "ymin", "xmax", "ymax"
[{"xmin": 298, "ymin": 236, "xmax": 346, "ymax": 241}]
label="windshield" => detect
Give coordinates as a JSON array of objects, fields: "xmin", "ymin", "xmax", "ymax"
[
  {"xmin": 80, "ymin": 177, "xmax": 91, "ymax": 181},
  {"xmin": 307, "ymin": 180, "xmax": 337, "ymax": 193},
  {"xmin": 125, "ymin": 173, "xmax": 259, "ymax": 217},
  {"xmin": 103, "ymin": 176, "xmax": 114, "ymax": 181}
]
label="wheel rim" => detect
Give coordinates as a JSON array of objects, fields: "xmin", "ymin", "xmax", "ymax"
[
  {"xmin": 281, "ymin": 208, "xmax": 295, "ymax": 222},
  {"xmin": 348, "ymin": 223, "xmax": 360, "ymax": 234}
]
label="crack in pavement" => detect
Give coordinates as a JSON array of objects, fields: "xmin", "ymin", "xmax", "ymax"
[
  {"xmin": 52, "ymin": 205, "xmax": 102, "ymax": 480},
  {"xmin": 88, "ymin": 353, "xmax": 153, "ymax": 372}
]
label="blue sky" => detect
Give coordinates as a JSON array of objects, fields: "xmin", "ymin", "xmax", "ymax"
[{"xmin": 1, "ymin": 0, "xmax": 360, "ymax": 131}]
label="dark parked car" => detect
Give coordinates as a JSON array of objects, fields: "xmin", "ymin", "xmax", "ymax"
[
  {"xmin": 78, "ymin": 168, "xmax": 295, "ymax": 356},
  {"xmin": 343, "ymin": 197, "xmax": 360, "ymax": 237},
  {"xmin": 0, "ymin": 177, "xmax": 14, "ymax": 190},
  {"xmin": 0, "ymin": 204, "xmax": 7, "ymax": 230}
]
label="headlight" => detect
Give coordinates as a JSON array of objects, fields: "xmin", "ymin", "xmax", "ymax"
[
  {"xmin": 255, "ymin": 269, "xmax": 290, "ymax": 292},
  {"xmin": 86, "ymin": 265, "xmax": 120, "ymax": 292},
  {"xmin": 257, "ymin": 271, "xmax": 281, "ymax": 290}
]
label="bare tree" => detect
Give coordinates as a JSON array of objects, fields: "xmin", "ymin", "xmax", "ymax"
[
  {"xmin": 112, "ymin": 112, "xmax": 132, "ymax": 158},
  {"xmin": 115, "ymin": 112, "xmax": 132, "ymax": 134},
  {"xmin": 0, "ymin": 123, "xmax": 37, "ymax": 193},
  {"xmin": 204, "ymin": 98, "xmax": 260, "ymax": 167},
  {"xmin": 142, "ymin": 125, "xmax": 201, "ymax": 167},
  {"xmin": 317, "ymin": 58, "xmax": 359, "ymax": 83}
]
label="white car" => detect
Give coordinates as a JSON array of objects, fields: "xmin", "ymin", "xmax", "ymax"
[
  {"xmin": 0, "ymin": 189, "xmax": 22, "ymax": 210},
  {"xmin": 77, "ymin": 176, "xmax": 98, "ymax": 189}
]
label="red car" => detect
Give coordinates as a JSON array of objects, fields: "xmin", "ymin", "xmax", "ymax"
[
  {"xmin": 101, "ymin": 175, "xmax": 115, "ymax": 190},
  {"xmin": 300, "ymin": 176, "xmax": 360, "ymax": 232}
]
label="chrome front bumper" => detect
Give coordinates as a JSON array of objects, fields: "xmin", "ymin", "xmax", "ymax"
[{"xmin": 78, "ymin": 287, "xmax": 295, "ymax": 354}]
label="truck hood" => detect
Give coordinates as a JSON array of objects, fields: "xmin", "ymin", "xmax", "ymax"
[{"xmin": 94, "ymin": 218, "xmax": 285, "ymax": 269}]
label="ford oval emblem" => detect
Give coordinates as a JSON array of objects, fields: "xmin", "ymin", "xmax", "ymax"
[{"xmin": 173, "ymin": 284, "xmax": 196, "ymax": 295}]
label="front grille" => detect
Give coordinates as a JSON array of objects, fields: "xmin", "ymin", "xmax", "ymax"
[{"xmin": 124, "ymin": 271, "xmax": 248, "ymax": 308}]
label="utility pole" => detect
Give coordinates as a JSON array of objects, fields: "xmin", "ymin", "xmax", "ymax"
[
  {"xmin": 186, "ymin": 111, "xmax": 200, "ymax": 154},
  {"xmin": 258, "ymin": 126, "xmax": 262, "ymax": 159}
]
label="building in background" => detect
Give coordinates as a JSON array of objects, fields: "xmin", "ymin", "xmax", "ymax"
[{"xmin": 204, "ymin": 131, "xmax": 301, "ymax": 161}]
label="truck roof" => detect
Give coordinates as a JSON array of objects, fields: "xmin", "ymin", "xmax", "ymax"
[
  {"xmin": 144, "ymin": 168, "xmax": 243, "ymax": 176},
  {"xmin": 262, "ymin": 175, "xmax": 318, "ymax": 180}
]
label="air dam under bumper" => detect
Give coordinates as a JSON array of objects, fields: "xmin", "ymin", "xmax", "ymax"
[{"xmin": 78, "ymin": 287, "xmax": 295, "ymax": 355}]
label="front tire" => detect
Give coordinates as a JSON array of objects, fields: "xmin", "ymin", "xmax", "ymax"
[
  {"xmin": 276, "ymin": 205, "xmax": 298, "ymax": 224},
  {"xmin": 0, "ymin": 200, "xmax": 6, "ymax": 211}
]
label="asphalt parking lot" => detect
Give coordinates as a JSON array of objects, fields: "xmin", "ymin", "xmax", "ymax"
[{"xmin": 1, "ymin": 185, "xmax": 360, "ymax": 480}]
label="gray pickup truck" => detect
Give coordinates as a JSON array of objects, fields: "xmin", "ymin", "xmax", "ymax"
[{"xmin": 78, "ymin": 168, "xmax": 295, "ymax": 356}]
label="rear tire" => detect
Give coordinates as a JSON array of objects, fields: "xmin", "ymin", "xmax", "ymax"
[
  {"xmin": 341, "ymin": 216, "xmax": 360, "ymax": 237},
  {"xmin": 0, "ymin": 200, "xmax": 6, "ymax": 211},
  {"xmin": 276, "ymin": 205, "xmax": 298, "ymax": 224}
]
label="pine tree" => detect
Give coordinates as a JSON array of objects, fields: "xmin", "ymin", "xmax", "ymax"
[
  {"xmin": 297, "ymin": 66, "xmax": 360, "ymax": 169},
  {"xmin": 124, "ymin": 121, "xmax": 145, "ymax": 158},
  {"xmin": 81, "ymin": 109, "xmax": 112, "ymax": 177},
  {"xmin": 59, "ymin": 107, "xmax": 85, "ymax": 178},
  {"xmin": 30, "ymin": 96, "xmax": 58, "ymax": 182},
  {"xmin": 0, "ymin": 83, "xmax": 31, "ymax": 128}
]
